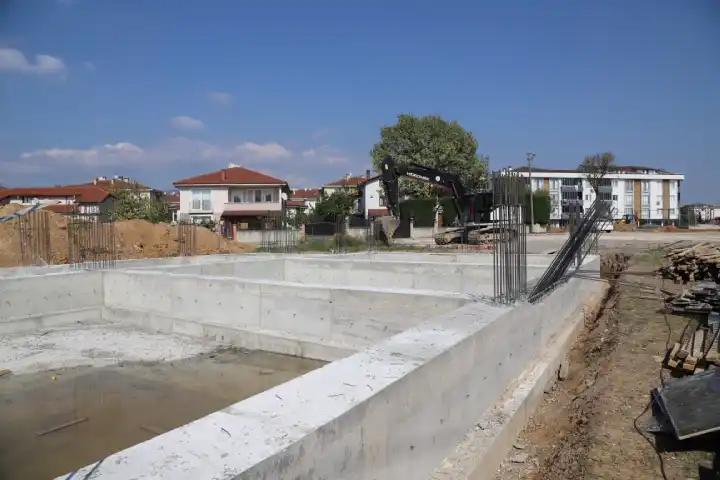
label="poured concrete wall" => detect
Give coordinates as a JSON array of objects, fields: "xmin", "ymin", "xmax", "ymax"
[
  {"xmin": 62, "ymin": 258, "xmax": 605, "ymax": 480},
  {"xmin": 284, "ymin": 258, "xmax": 547, "ymax": 296},
  {"xmin": 102, "ymin": 270, "xmax": 472, "ymax": 358},
  {"xmin": 0, "ymin": 271, "xmax": 103, "ymax": 334}
]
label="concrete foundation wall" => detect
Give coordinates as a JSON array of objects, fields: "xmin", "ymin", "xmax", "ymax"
[
  {"xmin": 102, "ymin": 270, "xmax": 472, "ymax": 353},
  {"xmin": 348, "ymin": 252, "xmax": 573, "ymax": 267},
  {"xmin": 284, "ymin": 258, "xmax": 547, "ymax": 296},
  {"xmin": 0, "ymin": 271, "xmax": 104, "ymax": 334},
  {"xmin": 62, "ymin": 258, "xmax": 605, "ymax": 480}
]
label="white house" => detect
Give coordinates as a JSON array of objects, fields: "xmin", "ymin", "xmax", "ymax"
[
  {"xmin": 173, "ymin": 164, "xmax": 290, "ymax": 238},
  {"xmin": 290, "ymin": 188, "xmax": 321, "ymax": 214},
  {"xmin": 513, "ymin": 165, "xmax": 684, "ymax": 224},
  {"xmin": 357, "ymin": 175, "xmax": 389, "ymax": 218}
]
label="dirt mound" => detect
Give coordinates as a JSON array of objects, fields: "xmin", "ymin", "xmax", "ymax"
[
  {"xmin": 614, "ymin": 222, "xmax": 635, "ymax": 232},
  {"xmin": 0, "ymin": 211, "xmax": 253, "ymax": 268},
  {"xmin": 0, "ymin": 204, "xmax": 27, "ymax": 216}
]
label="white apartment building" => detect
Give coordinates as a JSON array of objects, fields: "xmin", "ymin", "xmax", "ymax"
[
  {"xmin": 173, "ymin": 164, "xmax": 290, "ymax": 236},
  {"xmin": 514, "ymin": 166, "xmax": 684, "ymax": 224}
]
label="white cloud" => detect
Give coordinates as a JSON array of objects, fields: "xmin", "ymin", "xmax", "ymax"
[
  {"xmin": 0, "ymin": 48, "xmax": 66, "ymax": 76},
  {"xmin": 170, "ymin": 116, "xmax": 205, "ymax": 131},
  {"xmin": 236, "ymin": 142, "xmax": 292, "ymax": 160},
  {"xmin": 21, "ymin": 142, "xmax": 145, "ymax": 167},
  {"xmin": 208, "ymin": 91, "xmax": 233, "ymax": 106},
  {"xmin": 301, "ymin": 148, "xmax": 316, "ymax": 158}
]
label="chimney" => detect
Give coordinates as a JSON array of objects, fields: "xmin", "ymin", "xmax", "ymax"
[
  {"xmin": 365, "ymin": 169, "xmax": 370, "ymax": 179},
  {"xmin": 221, "ymin": 169, "xmax": 227, "ymax": 181}
]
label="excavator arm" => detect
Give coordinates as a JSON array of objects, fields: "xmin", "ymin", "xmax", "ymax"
[{"xmin": 379, "ymin": 155, "xmax": 472, "ymax": 223}]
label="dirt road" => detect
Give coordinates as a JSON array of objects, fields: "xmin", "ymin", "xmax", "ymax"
[{"xmin": 494, "ymin": 252, "xmax": 719, "ymax": 480}]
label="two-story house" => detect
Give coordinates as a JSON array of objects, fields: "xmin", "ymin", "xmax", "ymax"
[
  {"xmin": 357, "ymin": 173, "xmax": 388, "ymax": 218},
  {"xmin": 512, "ymin": 165, "xmax": 685, "ymax": 225},
  {"xmin": 173, "ymin": 164, "xmax": 291, "ymax": 238},
  {"xmin": 322, "ymin": 172, "xmax": 370, "ymax": 214},
  {"xmin": 290, "ymin": 188, "xmax": 321, "ymax": 214},
  {"xmin": 0, "ymin": 185, "xmax": 114, "ymax": 216}
]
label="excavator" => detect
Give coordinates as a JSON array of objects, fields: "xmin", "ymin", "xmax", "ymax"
[{"xmin": 376, "ymin": 155, "xmax": 514, "ymax": 246}]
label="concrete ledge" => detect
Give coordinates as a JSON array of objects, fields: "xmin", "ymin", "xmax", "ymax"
[
  {"xmin": 431, "ymin": 285, "xmax": 609, "ymax": 479},
  {"xmin": 59, "ymin": 259, "xmax": 605, "ymax": 480},
  {"xmin": 103, "ymin": 307, "xmax": 355, "ymax": 362},
  {"xmin": 0, "ymin": 307, "xmax": 101, "ymax": 335}
]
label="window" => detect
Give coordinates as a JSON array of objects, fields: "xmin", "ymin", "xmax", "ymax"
[
  {"xmin": 230, "ymin": 189, "xmax": 278, "ymax": 203},
  {"xmin": 641, "ymin": 207, "xmax": 650, "ymax": 219},
  {"xmin": 379, "ymin": 193, "xmax": 386, "ymax": 207},
  {"xmin": 549, "ymin": 193, "xmax": 560, "ymax": 205},
  {"xmin": 624, "ymin": 207, "xmax": 633, "ymax": 215},
  {"xmin": 612, "ymin": 180, "xmax": 618, "ymax": 188},
  {"xmin": 585, "ymin": 194, "xmax": 590, "ymax": 201},
  {"xmin": 625, "ymin": 182, "xmax": 633, "ymax": 192},
  {"xmin": 549, "ymin": 179, "xmax": 560, "ymax": 190},
  {"xmin": 612, "ymin": 194, "xmax": 618, "ymax": 201},
  {"xmin": 670, "ymin": 208, "xmax": 676, "ymax": 215},
  {"xmin": 642, "ymin": 194, "xmax": 649, "ymax": 206},
  {"xmin": 642, "ymin": 181, "xmax": 649, "ymax": 192},
  {"xmin": 625, "ymin": 193, "xmax": 633, "ymax": 208},
  {"xmin": 669, "ymin": 194, "xmax": 676, "ymax": 205},
  {"xmin": 191, "ymin": 190, "xmax": 211, "ymax": 211}
]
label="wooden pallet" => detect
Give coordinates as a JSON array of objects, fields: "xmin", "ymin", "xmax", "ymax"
[{"xmin": 667, "ymin": 323, "xmax": 720, "ymax": 374}]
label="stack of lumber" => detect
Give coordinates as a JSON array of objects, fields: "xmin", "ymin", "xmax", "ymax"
[
  {"xmin": 667, "ymin": 317, "xmax": 720, "ymax": 374},
  {"xmin": 657, "ymin": 242, "xmax": 720, "ymax": 283}
]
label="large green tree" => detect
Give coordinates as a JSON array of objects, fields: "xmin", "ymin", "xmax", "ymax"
[
  {"xmin": 310, "ymin": 188, "xmax": 356, "ymax": 222},
  {"xmin": 110, "ymin": 188, "xmax": 172, "ymax": 223},
  {"xmin": 370, "ymin": 114, "xmax": 488, "ymax": 198}
]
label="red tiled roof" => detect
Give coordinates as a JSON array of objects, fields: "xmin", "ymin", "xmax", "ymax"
[
  {"xmin": 174, "ymin": 167, "xmax": 287, "ymax": 186},
  {"xmin": 286, "ymin": 200, "xmax": 306, "ymax": 208},
  {"xmin": 326, "ymin": 175, "xmax": 368, "ymax": 187},
  {"xmin": 291, "ymin": 188, "xmax": 320, "ymax": 199},
  {"xmin": 368, "ymin": 208, "xmax": 389, "ymax": 216},
  {"xmin": 0, "ymin": 186, "xmax": 110, "ymax": 203},
  {"xmin": 162, "ymin": 193, "xmax": 180, "ymax": 205}
]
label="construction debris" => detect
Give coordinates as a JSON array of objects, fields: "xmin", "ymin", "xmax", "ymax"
[
  {"xmin": 657, "ymin": 242, "xmax": 720, "ymax": 283},
  {"xmin": 664, "ymin": 282, "xmax": 720, "ymax": 374}
]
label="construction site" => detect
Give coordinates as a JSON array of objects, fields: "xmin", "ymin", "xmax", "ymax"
[{"xmin": 1, "ymin": 181, "xmax": 720, "ymax": 480}]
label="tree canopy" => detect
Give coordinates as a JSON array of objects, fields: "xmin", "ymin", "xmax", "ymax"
[
  {"xmin": 370, "ymin": 114, "xmax": 488, "ymax": 199},
  {"xmin": 578, "ymin": 152, "xmax": 616, "ymax": 193},
  {"xmin": 110, "ymin": 188, "xmax": 171, "ymax": 224},
  {"xmin": 310, "ymin": 188, "xmax": 357, "ymax": 222}
]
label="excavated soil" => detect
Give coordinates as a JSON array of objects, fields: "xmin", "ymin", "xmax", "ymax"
[
  {"xmin": 495, "ymin": 251, "xmax": 718, "ymax": 480},
  {"xmin": 0, "ymin": 205, "xmax": 252, "ymax": 267}
]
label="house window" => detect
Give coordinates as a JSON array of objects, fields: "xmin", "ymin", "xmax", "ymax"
[
  {"xmin": 642, "ymin": 181, "xmax": 649, "ymax": 192},
  {"xmin": 549, "ymin": 179, "xmax": 560, "ymax": 190},
  {"xmin": 231, "ymin": 189, "xmax": 278, "ymax": 203},
  {"xmin": 625, "ymin": 182, "xmax": 633, "ymax": 193},
  {"xmin": 612, "ymin": 194, "xmax": 618, "ymax": 201},
  {"xmin": 624, "ymin": 207, "xmax": 633, "ymax": 215},
  {"xmin": 379, "ymin": 193, "xmax": 386, "ymax": 207},
  {"xmin": 192, "ymin": 190, "xmax": 212, "ymax": 211},
  {"xmin": 641, "ymin": 207, "xmax": 650, "ymax": 219},
  {"xmin": 612, "ymin": 180, "xmax": 618, "ymax": 188},
  {"xmin": 625, "ymin": 193, "xmax": 633, "ymax": 208},
  {"xmin": 642, "ymin": 194, "xmax": 649, "ymax": 206}
]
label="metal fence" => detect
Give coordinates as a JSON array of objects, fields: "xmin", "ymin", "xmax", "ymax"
[
  {"xmin": 259, "ymin": 216, "xmax": 300, "ymax": 252},
  {"xmin": 15, "ymin": 210, "xmax": 52, "ymax": 266},
  {"xmin": 177, "ymin": 221, "xmax": 197, "ymax": 256},
  {"xmin": 490, "ymin": 169, "xmax": 528, "ymax": 304},
  {"xmin": 67, "ymin": 216, "xmax": 116, "ymax": 270}
]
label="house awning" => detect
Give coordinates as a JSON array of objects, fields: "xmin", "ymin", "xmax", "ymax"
[
  {"xmin": 221, "ymin": 210, "xmax": 283, "ymax": 217},
  {"xmin": 368, "ymin": 209, "xmax": 389, "ymax": 217}
]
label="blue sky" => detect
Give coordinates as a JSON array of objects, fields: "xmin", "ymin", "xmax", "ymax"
[{"xmin": 0, "ymin": 0, "xmax": 717, "ymax": 202}]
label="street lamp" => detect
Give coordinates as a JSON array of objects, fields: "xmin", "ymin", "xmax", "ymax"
[{"xmin": 526, "ymin": 152, "xmax": 536, "ymax": 232}]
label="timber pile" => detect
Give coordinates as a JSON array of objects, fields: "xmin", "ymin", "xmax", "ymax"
[{"xmin": 657, "ymin": 242, "xmax": 720, "ymax": 283}]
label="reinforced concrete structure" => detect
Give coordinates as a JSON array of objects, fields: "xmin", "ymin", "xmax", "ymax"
[{"xmin": 0, "ymin": 251, "xmax": 607, "ymax": 480}]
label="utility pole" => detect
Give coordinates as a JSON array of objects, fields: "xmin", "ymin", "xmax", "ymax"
[{"xmin": 526, "ymin": 152, "xmax": 536, "ymax": 233}]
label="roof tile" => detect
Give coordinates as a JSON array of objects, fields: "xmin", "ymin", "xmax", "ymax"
[{"xmin": 174, "ymin": 166, "xmax": 287, "ymax": 186}]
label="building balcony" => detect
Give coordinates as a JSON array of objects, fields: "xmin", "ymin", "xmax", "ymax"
[
  {"xmin": 560, "ymin": 184, "xmax": 581, "ymax": 192},
  {"xmin": 222, "ymin": 201, "xmax": 282, "ymax": 213}
]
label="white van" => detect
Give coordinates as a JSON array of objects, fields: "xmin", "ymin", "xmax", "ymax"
[{"xmin": 595, "ymin": 219, "xmax": 614, "ymax": 233}]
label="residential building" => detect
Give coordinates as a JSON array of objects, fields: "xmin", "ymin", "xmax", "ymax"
[
  {"xmin": 290, "ymin": 188, "xmax": 321, "ymax": 214},
  {"xmin": 161, "ymin": 192, "xmax": 180, "ymax": 222},
  {"xmin": 357, "ymin": 174, "xmax": 388, "ymax": 218},
  {"xmin": 323, "ymin": 171, "xmax": 370, "ymax": 214},
  {"xmin": 0, "ymin": 185, "xmax": 114, "ymax": 216},
  {"xmin": 512, "ymin": 166, "xmax": 684, "ymax": 224},
  {"xmin": 78, "ymin": 175, "xmax": 163, "ymax": 201},
  {"xmin": 173, "ymin": 164, "xmax": 291, "ymax": 236}
]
